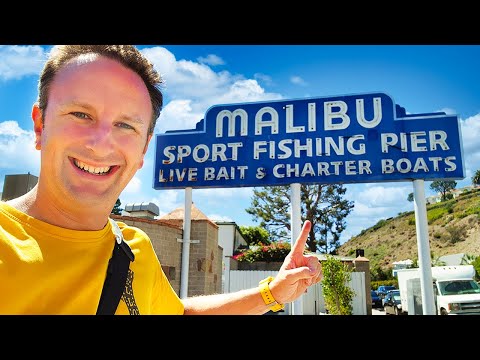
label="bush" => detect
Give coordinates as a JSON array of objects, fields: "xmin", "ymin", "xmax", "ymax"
[
  {"xmin": 445, "ymin": 225, "xmax": 467, "ymax": 244},
  {"xmin": 472, "ymin": 257, "xmax": 480, "ymax": 281},
  {"xmin": 428, "ymin": 207, "xmax": 448, "ymax": 224},
  {"xmin": 322, "ymin": 255, "xmax": 355, "ymax": 315},
  {"xmin": 372, "ymin": 219, "xmax": 389, "ymax": 231},
  {"xmin": 233, "ymin": 241, "xmax": 291, "ymax": 263}
]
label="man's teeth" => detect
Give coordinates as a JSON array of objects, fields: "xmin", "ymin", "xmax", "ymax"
[{"xmin": 74, "ymin": 159, "xmax": 111, "ymax": 175}]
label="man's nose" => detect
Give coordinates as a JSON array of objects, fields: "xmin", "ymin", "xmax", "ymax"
[{"xmin": 85, "ymin": 123, "xmax": 115, "ymax": 156}]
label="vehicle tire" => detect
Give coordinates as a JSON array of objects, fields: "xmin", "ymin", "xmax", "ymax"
[{"xmin": 440, "ymin": 308, "xmax": 448, "ymax": 315}]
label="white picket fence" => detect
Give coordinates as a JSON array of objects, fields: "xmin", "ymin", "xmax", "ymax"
[{"xmin": 229, "ymin": 270, "xmax": 366, "ymax": 315}]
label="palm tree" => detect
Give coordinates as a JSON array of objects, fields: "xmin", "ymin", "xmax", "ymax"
[
  {"xmin": 472, "ymin": 170, "xmax": 480, "ymax": 187},
  {"xmin": 431, "ymin": 255, "xmax": 447, "ymax": 267},
  {"xmin": 460, "ymin": 253, "xmax": 477, "ymax": 265},
  {"xmin": 412, "ymin": 252, "xmax": 447, "ymax": 267}
]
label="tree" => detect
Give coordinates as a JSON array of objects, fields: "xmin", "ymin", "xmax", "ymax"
[
  {"xmin": 431, "ymin": 254, "xmax": 447, "ymax": 267},
  {"xmin": 321, "ymin": 255, "xmax": 355, "ymax": 315},
  {"xmin": 460, "ymin": 253, "xmax": 477, "ymax": 265},
  {"xmin": 471, "ymin": 257, "xmax": 480, "ymax": 281},
  {"xmin": 445, "ymin": 224, "xmax": 467, "ymax": 244},
  {"xmin": 430, "ymin": 180, "xmax": 457, "ymax": 201},
  {"xmin": 371, "ymin": 265, "xmax": 394, "ymax": 282},
  {"xmin": 111, "ymin": 198, "xmax": 122, "ymax": 215},
  {"xmin": 411, "ymin": 251, "xmax": 446, "ymax": 268},
  {"xmin": 245, "ymin": 184, "xmax": 354, "ymax": 254},
  {"xmin": 238, "ymin": 225, "xmax": 271, "ymax": 246},
  {"xmin": 407, "ymin": 192, "xmax": 414, "ymax": 202},
  {"xmin": 472, "ymin": 170, "xmax": 480, "ymax": 186}
]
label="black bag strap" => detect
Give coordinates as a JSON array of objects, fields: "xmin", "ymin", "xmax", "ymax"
[{"xmin": 96, "ymin": 219, "xmax": 135, "ymax": 315}]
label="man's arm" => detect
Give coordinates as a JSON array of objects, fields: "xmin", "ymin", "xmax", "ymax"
[
  {"xmin": 182, "ymin": 220, "xmax": 322, "ymax": 315},
  {"xmin": 183, "ymin": 287, "xmax": 272, "ymax": 315}
]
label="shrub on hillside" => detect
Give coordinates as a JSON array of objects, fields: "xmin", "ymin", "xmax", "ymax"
[{"xmin": 445, "ymin": 225, "xmax": 467, "ymax": 244}]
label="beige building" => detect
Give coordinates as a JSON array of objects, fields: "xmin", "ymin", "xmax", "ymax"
[
  {"xmin": 112, "ymin": 203, "xmax": 223, "ymax": 297},
  {"xmin": 1, "ymin": 173, "xmax": 38, "ymax": 201}
]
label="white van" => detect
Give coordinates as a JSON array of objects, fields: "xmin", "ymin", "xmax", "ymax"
[{"xmin": 397, "ymin": 265, "xmax": 480, "ymax": 315}]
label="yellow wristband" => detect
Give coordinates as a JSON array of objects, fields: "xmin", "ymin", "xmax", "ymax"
[{"xmin": 259, "ymin": 276, "xmax": 285, "ymax": 312}]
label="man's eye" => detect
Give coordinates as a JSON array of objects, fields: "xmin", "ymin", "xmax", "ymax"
[
  {"xmin": 117, "ymin": 122, "xmax": 135, "ymax": 130},
  {"xmin": 71, "ymin": 112, "xmax": 90, "ymax": 119}
]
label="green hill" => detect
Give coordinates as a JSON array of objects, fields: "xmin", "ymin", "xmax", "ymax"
[{"xmin": 337, "ymin": 188, "xmax": 480, "ymax": 272}]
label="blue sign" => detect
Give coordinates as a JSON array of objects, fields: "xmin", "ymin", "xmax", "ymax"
[{"xmin": 153, "ymin": 92, "xmax": 465, "ymax": 190}]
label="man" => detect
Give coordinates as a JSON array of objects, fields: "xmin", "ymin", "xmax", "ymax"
[{"xmin": 0, "ymin": 45, "xmax": 322, "ymax": 315}]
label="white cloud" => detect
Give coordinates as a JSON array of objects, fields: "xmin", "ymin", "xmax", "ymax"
[
  {"xmin": 0, "ymin": 121, "xmax": 39, "ymax": 171},
  {"xmin": 140, "ymin": 46, "xmax": 282, "ymax": 124},
  {"xmin": 356, "ymin": 184, "xmax": 411, "ymax": 207},
  {"xmin": 197, "ymin": 54, "xmax": 225, "ymax": 66},
  {"xmin": 290, "ymin": 75, "xmax": 307, "ymax": 86},
  {"xmin": 140, "ymin": 47, "xmax": 177, "ymax": 84},
  {"xmin": 338, "ymin": 182, "xmax": 415, "ymax": 243},
  {"xmin": 351, "ymin": 201, "xmax": 399, "ymax": 219},
  {"xmin": 143, "ymin": 47, "xmax": 232, "ymax": 100},
  {"xmin": 254, "ymin": 73, "xmax": 273, "ymax": 86},
  {"xmin": 460, "ymin": 113, "xmax": 480, "ymax": 159},
  {"xmin": 0, "ymin": 46, "xmax": 49, "ymax": 80},
  {"xmin": 123, "ymin": 176, "xmax": 142, "ymax": 194},
  {"xmin": 150, "ymin": 190, "xmax": 183, "ymax": 216},
  {"xmin": 0, "ymin": 121, "xmax": 30, "ymax": 136},
  {"xmin": 156, "ymin": 99, "xmax": 204, "ymax": 133},
  {"xmin": 195, "ymin": 187, "xmax": 253, "ymax": 199},
  {"xmin": 218, "ymin": 79, "xmax": 282, "ymax": 104},
  {"xmin": 343, "ymin": 200, "xmax": 409, "ymax": 241},
  {"xmin": 458, "ymin": 113, "xmax": 480, "ymax": 185},
  {"xmin": 438, "ymin": 107, "xmax": 456, "ymax": 115}
]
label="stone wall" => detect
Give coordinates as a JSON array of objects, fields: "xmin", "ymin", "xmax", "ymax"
[{"xmin": 112, "ymin": 215, "xmax": 223, "ymax": 297}]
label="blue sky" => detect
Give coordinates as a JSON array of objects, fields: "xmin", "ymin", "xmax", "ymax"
[{"xmin": 1, "ymin": 45, "xmax": 479, "ymax": 245}]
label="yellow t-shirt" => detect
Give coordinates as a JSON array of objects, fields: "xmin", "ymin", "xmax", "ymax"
[{"xmin": 0, "ymin": 202, "xmax": 184, "ymax": 315}]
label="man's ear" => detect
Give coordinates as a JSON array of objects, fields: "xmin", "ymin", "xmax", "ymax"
[
  {"xmin": 32, "ymin": 103, "xmax": 43, "ymax": 150},
  {"xmin": 138, "ymin": 134, "xmax": 153, "ymax": 169}
]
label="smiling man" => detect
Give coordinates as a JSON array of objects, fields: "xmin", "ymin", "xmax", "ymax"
[{"xmin": 0, "ymin": 45, "xmax": 322, "ymax": 315}]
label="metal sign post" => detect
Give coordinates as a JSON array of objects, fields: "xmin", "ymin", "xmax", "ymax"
[
  {"xmin": 179, "ymin": 187, "xmax": 193, "ymax": 299},
  {"xmin": 412, "ymin": 180, "xmax": 436, "ymax": 314},
  {"xmin": 290, "ymin": 183, "xmax": 303, "ymax": 315}
]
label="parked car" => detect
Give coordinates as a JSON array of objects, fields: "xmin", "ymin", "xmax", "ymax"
[
  {"xmin": 383, "ymin": 290, "xmax": 404, "ymax": 315},
  {"xmin": 376, "ymin": 285, "xmax": 396, "ymax": 299},
  {"xmin": 371, "ymin": 290, "xmax": 383, "ymax": 308}
]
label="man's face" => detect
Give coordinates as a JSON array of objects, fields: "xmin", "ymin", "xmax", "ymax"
[{"xmin": 32, "ymin": 55, "xmax": 153, "ymax": 210}]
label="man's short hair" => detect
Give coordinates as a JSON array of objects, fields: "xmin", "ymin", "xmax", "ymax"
[{"xmin": 37, "ymin": 45, "xmax": 163, "ymax": 135}]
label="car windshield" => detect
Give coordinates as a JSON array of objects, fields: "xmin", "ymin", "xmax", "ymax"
[
  {"xmin": 391, "ymin": 291, "xmax": 401, "ymax": 301},
  {"xmin": 438, "ymin": 280, "xmax": 480, "ymax": 295}
]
